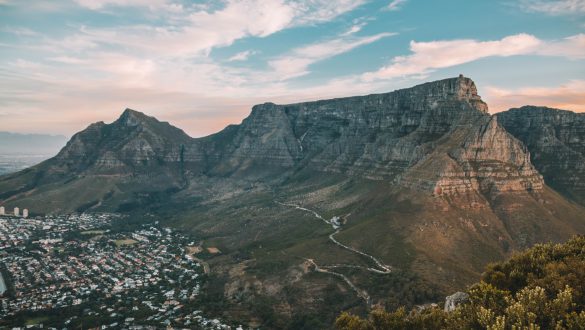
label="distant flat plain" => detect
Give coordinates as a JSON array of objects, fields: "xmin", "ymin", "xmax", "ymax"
[{"xmin": 0, "ymin": 154, "xmax": 52, "ymax": 175}]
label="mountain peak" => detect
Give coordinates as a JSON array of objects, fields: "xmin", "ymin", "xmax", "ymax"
[
  {"xmin": 443, "ymin": 74, "xmax": 488, "ymax": 113},
  {"xmin": 418, "ymin": 74, "xmax": 480, "ymax": 97},
  {"xmin": 454, "ymin": 74, "xmax": 480, "ymax": 98},
  {"xmin": 117, "ymin": 108, "xmax": 152, "ymax": 127}
]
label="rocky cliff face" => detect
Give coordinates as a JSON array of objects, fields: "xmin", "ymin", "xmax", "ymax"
[
  {"xmin": 241, "ymin": 76, "xmax": 489, "ymax": 180},
  {"xmin": 209, "ymin": 75, "xmax": 540, "ymax": 198},
  {"xmin": 498, "ymin": 106, "xmax": 585, "ymax": 204},
  {"xmin": 54, "ymin": 109, "xmax": 192, "ymax": 175},
  {"xmin": 199, "ymin": 75, "xmax": 528, "ymax": 194},
  {"xmin": 0, "ymin": 76, "xmax": 549, "ymax": 211},
  {"xmin": 419, "ymin": 115, "xmax": 544, "ymax": 197}
]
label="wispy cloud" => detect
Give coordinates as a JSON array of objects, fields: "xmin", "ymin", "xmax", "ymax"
[
  {"xmin": 362, "ymin": 33, "xmax": 584, "ymax": 81},
  {"xmin": 50, "ymin": 0, "xmax": 370, "ymax": 59},
  {"xmin": 228, "ymin": 50, "xmax": 256, "ymax": 62},
  {"xmin": 518, "ymin": 0, "xmax": 585, "ymax": 15},
  {"xmin": 385, "ymin": 0, "xmax": 407, "ymax": 11},
  {"xmin": 1, "ymin": 27, "xmax": 40, "ymax": 36},
  {"xmin": 269, "ymin": 32, "xmax": 396, "ymax": 80},
  {"xmin": 362, "ymin": 34, "xmax": 541, "ymax": 81},
  {"xmin": 538, "ymin": 33, "xmax": 585, "ymax": 59},
  {"xmin": 74, "ymin": 0, "xmax": 169, "ymax": 10}
]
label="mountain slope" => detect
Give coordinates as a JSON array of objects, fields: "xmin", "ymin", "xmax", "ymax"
[
  {"xmin": 0, "ymin": 109, "xmax": 193, "ymax": 213},
  {"xmin": 498, "ymin": 106, "xmax": 585, "ymax": 205},
  {"xmin": 0, "ymin": 76, "xmax": 584, "ymax": 327}
]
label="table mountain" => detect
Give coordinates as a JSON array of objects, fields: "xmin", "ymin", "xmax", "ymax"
[{"xmin": 1, "ymin": 76, "xmax": 584, "ymax": 326}]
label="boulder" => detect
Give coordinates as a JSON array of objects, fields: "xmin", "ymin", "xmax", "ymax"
[{"xmin": 444, "ymin": 291, "xmax": 469, "ymax": 312}]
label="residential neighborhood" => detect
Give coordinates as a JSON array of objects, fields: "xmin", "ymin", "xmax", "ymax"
[{"xmin": 0, "ymin": 213, "xmax": 238, "ymax": 329}]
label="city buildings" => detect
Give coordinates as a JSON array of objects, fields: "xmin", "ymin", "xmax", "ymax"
[{"xmin": 0, "ymin": 213, "xmax": 235, "ymax": 329}]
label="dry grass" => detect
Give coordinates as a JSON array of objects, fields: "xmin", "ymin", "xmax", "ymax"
[
  {"xmin": 207, "ymin": 247, "xmax": 221, "ymax": 254},
  {"xmin": 114, "ymin": 238, "xmax": 138, "ymax": 247}
]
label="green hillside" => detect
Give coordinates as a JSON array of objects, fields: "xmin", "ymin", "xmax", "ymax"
[{"xmin": 336, "ymin": 235, "xmax": 585, "ymax": 329}]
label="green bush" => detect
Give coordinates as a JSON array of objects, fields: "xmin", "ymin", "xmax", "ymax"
[{"xmin": 335, "ymin": 236, "xmax": 585, "ymax": 330}]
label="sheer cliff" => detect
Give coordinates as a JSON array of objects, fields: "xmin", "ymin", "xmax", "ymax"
[{"xmin": 0, "ymin": 76, "xmax": 557, "ymax": 211}]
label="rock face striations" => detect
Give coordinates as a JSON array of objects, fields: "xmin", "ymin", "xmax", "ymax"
[
  {"xmin": 211, "ymin": 75, "xmax": 491, "ymax": 180},
  {"xmin": 193, "ymin": 75, "xmax": 542, "ymax": 199},
  {"xmin": 54, "ymin": 109, "xmax": 192, "ymax": 175},
  {"xmin": 0, "ymin": 75, "xmax": 554, "ymax": 211},
  {"xmin": 498, "ymin": 106, "xmax": 585, "ymax": 205}
]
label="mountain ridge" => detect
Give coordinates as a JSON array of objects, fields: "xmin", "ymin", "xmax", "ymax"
[{"xmin": 0, "ymin": 76, "xmax": 584, "ymax": 326}]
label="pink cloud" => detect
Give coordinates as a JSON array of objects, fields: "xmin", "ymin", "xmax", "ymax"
[{"xmin": 485, "ymin": 80, "xmax": 585, "ymax": 113}]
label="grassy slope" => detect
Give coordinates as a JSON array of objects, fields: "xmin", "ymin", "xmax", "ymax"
[{"xmin": 154, "ymin": 169, "xmax": 585, "ymax": 328}]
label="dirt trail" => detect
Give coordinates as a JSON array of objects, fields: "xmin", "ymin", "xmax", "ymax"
[{"xmin": 278, "ymin": 201, "xmax": 392, "ymax": 306}]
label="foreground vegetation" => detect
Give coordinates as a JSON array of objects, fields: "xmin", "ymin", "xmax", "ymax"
[{"xmin": 336, "ymin": 236, "xmax": 585, "ymax": 329}]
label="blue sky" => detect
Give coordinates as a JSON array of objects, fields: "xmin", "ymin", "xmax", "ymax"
[{"xmin": 0, "ymin": 0, "xmax": 584, "ymax": 137}]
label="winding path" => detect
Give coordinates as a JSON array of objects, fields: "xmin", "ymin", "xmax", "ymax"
[
  {"xmin": 328, "ymin": 230, "xmax": 391, "ymax": 274},
  {"xmin": 305, "ymin": 258, "xmax": 371, "ymax": 305},
  {"xmin": 277, "ymin": 201, "xmax": 392, "ymax": 305}
]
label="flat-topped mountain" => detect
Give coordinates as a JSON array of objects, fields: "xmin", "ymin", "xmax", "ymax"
[
  {"xmin": 1, "ymin": 76, "xmax": 583, "ymax": 327},
  {"xmin": 3, "ymin": 75, "xmax": 542, "ymax": 205}
]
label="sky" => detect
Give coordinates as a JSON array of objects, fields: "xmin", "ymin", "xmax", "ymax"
[{"xmin": 0, "ymin": 0, "xmax": 584, "ymax": 137}]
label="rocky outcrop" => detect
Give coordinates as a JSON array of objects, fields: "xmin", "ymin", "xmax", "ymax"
[
  {"xmin": 497, "ymin": 106, "xmax": 585, "ymax": 204},
  {"xmin": 444, "ymin": 292, "xmax": 469, "ymax": 312},
  {"xmin": 430, "ymin": 116, "xmax": 544, "ymax": 197}
]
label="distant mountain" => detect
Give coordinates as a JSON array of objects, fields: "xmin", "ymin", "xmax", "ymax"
[
  {"xmin": 498, "ymin": 106, "xmax": 585, "ymax": 205},
  {"xmin": 1, "ymin": 76, "xmax": 584, "ymax": 327}
]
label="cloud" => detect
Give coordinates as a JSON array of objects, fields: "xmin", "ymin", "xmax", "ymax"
[
  {"xmin": 290, "ymin": 0, "xmax": 367, "ymax": 24},
  {"xmin": 538, "ymin": 33, "xmax": 585, "ymax": 59},
  {"xmin": 1, "ymin": 27, "xmax": 39, "ymax": 36},
  {"xmin": 518, "ymin": 0, "xmax": 585, "ymax": 15},
  {"xmin": 269, "ymin": 32, "xmax": 396, "ymax": 80},
  {"xmin": 2, "ymin": 1, "xmax": 583, "ymax": 137},
  {"xmin": 228, "ymin": 50, "xmax": 256, "ymax": 62},
  {"xmin": 386, "ymin": 0, "xmax": 407, "ymax": 11},
  {"xmin": 54, "ymin": 0, "xmax": 368, "ymax": 59},
  {"xmin": 74, "ymin": 0, "xmax": 168, "ymax": 10},
  {"xmin": 362, "ymin": 33, "xmax": 584, "ymax": 81},
  {"xmin": 342, "ymin": 23, "xmax": 365, "ymax": 36},
  {"xmin": 485, "ymin": 80, "xmax": 585, "ymax": 113}
]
